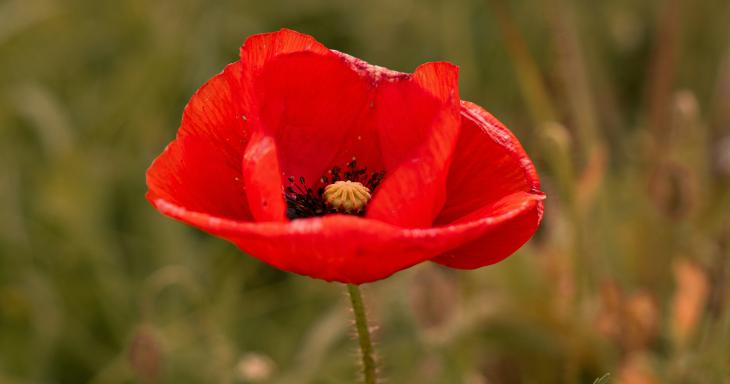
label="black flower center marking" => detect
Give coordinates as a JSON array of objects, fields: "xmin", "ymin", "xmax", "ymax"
[{"xmin": 284, "ymin": 159, "xmax": 385, "ymax": 219}]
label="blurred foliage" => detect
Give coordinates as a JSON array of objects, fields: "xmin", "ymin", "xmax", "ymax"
[{"xmin": 1, "ymin": 0, "xmax": 730, "ymax": 383}]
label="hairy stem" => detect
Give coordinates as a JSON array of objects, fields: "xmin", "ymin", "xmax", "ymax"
[{"xmin": 346, "ymin": 284, "xmax": 377, "ymax": 384}]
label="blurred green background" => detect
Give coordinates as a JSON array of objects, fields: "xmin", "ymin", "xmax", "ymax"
[{"xmin": 1, "ymin": 0, "xmax": 729, "ymax": 383}]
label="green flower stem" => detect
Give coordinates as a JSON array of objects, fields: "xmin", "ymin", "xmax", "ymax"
[{"xmin": 346, "ymin": 284, "xmax": 377, "ymax": 384}]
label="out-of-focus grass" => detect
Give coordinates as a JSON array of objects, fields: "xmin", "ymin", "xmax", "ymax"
[{"xmin": 1, "ymin": 0, "xmax": 729, "ymax": 382}]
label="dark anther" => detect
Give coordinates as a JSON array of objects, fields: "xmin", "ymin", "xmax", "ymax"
[{"xmin": 284, "ymin": 160, "xmax": 385, "ymax": 220}]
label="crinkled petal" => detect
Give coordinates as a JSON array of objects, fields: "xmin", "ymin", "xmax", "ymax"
[
  {"xmin": 254, "ymin": 51, "xmax": 375, "ymax": 188},
  {"xmin": 237, "ymin": 29, "xmax": 332, "ymax": 221},
  {"xmin": 237, "ymin": 29, "xmax": 381, "ymax": 221},
  {"xmin": 238, "ymin": 29, "xmax": 462, "ymax": 226},
  {"xmin": 146, "ymin": 61, "xmax": 251, "ymax": 221},
  {"xmin": 149, "ymin": 189, "xmax": 540, "ymax": 283},
  {"xmin": 432, "ymin": 101, "xmax": 544, "ymax": 268},
  {"xmin": 364, "ymin": 61, "xmax": 461, "ymax": 228}
]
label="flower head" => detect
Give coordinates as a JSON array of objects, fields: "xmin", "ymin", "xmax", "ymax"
[{"xmin": 146, "ymin": 29, "xmax": 545, "ymax": 284}]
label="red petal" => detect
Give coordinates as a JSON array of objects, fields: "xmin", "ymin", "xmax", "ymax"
[
  {"xmin": 432, "ymin": 101, "xmax": 544, "ymax": 268},
  {"xmin": 147, "ymin": 136, "xmax": 251, "ymax": 220},
  {"xmin": 149, "ymin": 191, "xmax": 541, "ymax": 283},
  {"xmin": 255, "ymin": 51, "xmax": 376, "ymax": 186},
  {"xmin": 179, "ymin": 61, "xmax": 247, "ymax": 158},
  {"xmin": 237, "ymin": 30, "xmax": 379, "ymax": 221},
  {"xmin": 238, "ymin": 28, "xmax": 329, "ymax": 70},
  {"xmin": 238, "ymin": 30, "xmax": 462, "ymax": 227},
  {"xmin": 237, "ymin": 30, "xmax": 334, "ymax": 221},
  {"xmin": 146, "ymin": 62, "xmax": 251, "ymax": 221},
  {"xmin": 364, "ymin": 61, "xmax": 461, "ymax": 228}
]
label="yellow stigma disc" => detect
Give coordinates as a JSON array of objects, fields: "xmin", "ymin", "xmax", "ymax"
[{"xmin": 323, "ymin": 180, "xmax": 372, "ymax": 213}]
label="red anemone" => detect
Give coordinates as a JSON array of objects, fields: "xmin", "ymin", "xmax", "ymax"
[{"xmin": 146, "ymin": 29, "xmax": 545, "ymax": 284}]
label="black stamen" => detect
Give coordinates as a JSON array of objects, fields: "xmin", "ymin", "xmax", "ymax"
[{"xmin": 284, "ymin": 160, "xmax": 385, "ymax": 220}]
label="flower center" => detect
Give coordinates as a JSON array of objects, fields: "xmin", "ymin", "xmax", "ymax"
[
  {"xmin": 323, "ymin": 181, "xmax": 371, "ymax": 213},
  {"xmin": 284, "ymin": 159, "xmax": 384, "ymax": 219}
]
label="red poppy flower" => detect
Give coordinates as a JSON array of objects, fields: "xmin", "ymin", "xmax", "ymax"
[{"xmin": 146, "ymin": 29, "xmax": 545, "ymax": 284}]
